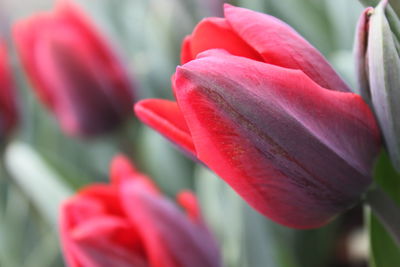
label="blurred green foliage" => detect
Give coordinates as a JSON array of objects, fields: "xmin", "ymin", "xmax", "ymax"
[{"xmin": 369, "ymin": 151, "xmax": 400, "ymax": 267}]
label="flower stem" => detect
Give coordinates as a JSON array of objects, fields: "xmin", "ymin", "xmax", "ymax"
[{"xmin": 365, "ymin": 185, "xmax": 400, "ymax": 247}]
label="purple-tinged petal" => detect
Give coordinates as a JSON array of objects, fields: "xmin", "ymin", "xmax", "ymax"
[
  {"xmin": 173, "ymin": 51, "xmax": 380, "ymax": 228},
  {"xmin": 121, "ymin": 178, "xmax": 222, "ymax": 267}
]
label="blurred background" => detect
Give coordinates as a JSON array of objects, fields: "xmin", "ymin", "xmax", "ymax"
[{"xmin": 0, "ymin": 0, "xmax": 368, "ymax": 266}]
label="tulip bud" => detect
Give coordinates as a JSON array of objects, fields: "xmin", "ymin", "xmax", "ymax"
[
  {"xmin": 60, "ymin": 155, "xmax": 221, "ymax": 267},
  {"xmin": 135, "ymin": 5, "xmax": 381, "ymax": 229},
  {"xmin": 355, "ymin": 0, "xmax": 400, "ymax": 172},
  {"xmin": 0, "ymin": 41, "xmax": 18, "ymax": 140},
  {"xmin": 13, "ymin": 0, "xmax": 135, "ymax": 137}
]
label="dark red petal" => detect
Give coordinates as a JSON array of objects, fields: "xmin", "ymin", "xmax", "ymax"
[
  {"xmin": 224, "ymin": 4, "xmax": 351, "ymax": 92},
  {"xmin": 134, "ymin": 99, "xmax": 196, "ymax": 156},
  {"xmin": 120, "ymin": 178, "xmax": 222, "ymax": 267},
  {"xmin": 56, "ymin": 0, "xmax": 135, "ymax": 111},
  {"xmin": 40, "ymin": 26, "xmax": 125, "ymax": 136},
  {"xmin": 0, "ymin": 42, "xmax": 18, "ymax": 136},
  {"xmin": 173, "ymin": 52, "xmax": 380, "ymax": 228},
  {"xmin": 182, "ymin": 17, "xmax": 262, "ymax": 64}
]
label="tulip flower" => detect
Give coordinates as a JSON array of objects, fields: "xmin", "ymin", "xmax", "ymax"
[
  {"xmin": 355, "ymin": 0, "xmax": 400, "ymax": 173},
  {"xmin": 135, "ymin": 4, "xmax": 381, "ymax": 229},
  {"xmin": 13, "ymin": 0, "xmax": 135, "ymax": 137},
  {"xmin": 0, "ymin": 41, "xmax": 18, "ymax": 139},
  {"xmin": 60, "ymin": 155, "xmax": 221, "ymax": 267}
]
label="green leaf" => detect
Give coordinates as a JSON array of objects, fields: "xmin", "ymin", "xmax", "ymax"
[
  {"xmin": 4, "ymin": 142, "xmax": 72, "ymax": 227},
  {"xmin": 373, "ymin": 150, "xmax": 400, "ymax": 203},
  {"xmin": 369, "ymin": 213, "xmax": 400, "ymax": 267},
  {"xmin": 136, "ymin": 126, "xmax": 194, "ymax": 196},
  {"xmin": 369, "ymin": 150, "xmax": 400, "ymax": 266},
  {"xmin": 369, "ymin": 212, "xmax": 400, "ymax": 267}
]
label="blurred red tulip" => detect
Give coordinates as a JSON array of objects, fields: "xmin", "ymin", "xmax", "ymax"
[
  {"xmin": 0, "ymin": 41, "xmax": 18, "ymax": 139},
  {"xmin": 60, "ymin": 155, "xmax": 221, "ymax": 267},
  {"xmin": 135, "ymin": 5, "xmax": 381, "ymax": 229},
  {"xmin": 13, "ymin": 0, "xmax": 135, "ymax": 137}
]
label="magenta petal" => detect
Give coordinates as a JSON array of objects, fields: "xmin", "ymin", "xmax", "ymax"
[
  {"xmin": 224, "ymin": 4, "xmax": 351, "ymax": 92},
  {"xmin": 173, "ymin": 52, "xmax": 380, "ymax": 228},
  {"xmin": 120, "ymin": 179, "xmax": 221, "ymax": 267}
]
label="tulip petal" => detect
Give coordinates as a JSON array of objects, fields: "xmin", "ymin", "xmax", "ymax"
[
  {"xmin": 173, "ymin": 52, "xmax": 380, "ymax": 228},
  {"xmin": 224, "ymin": 4, "xmax": 351, "ymax": 92},
  {"xmin": 71, "ymin": 242, "xmax": 147, "ymax": 267},
  {"xmin": 78, "ymin": 185, "xmax": 124, "ymax": 216},
  {"xmin": 177, "ymin": 190, "xmax": 202, "ymax": 223},
  {"xmin": 13, "ymin": 14, "xmax": 57, "ymax": 109},
  {"xmin": 135, "ymin": 99, "xmax": 196, "ymax": 157},
  {"xmin": 60, "ymin": 196, "xmax": 114, "ymax": 267},
  {"xmin": 61, "ymin": 196, "xmax": 147, "ymax": 267},
  {"xmin": 181, "ymin": 17, "xmax": 263, "ymax": 64},
  {"xmin": 110, "ymin": 154, "xmax": 138, "ymax": 185},
  {"xmin": 71, "ymin": 216, "xmax": 137, "ymax": 247},
  {"xmin": 56, "ymin": 0, "xmax": 135, "ymax": 112},
  {"xmin": 0, "ymin": 43, "xmax": 18, "ymax": 136},
  {"xmin": 121, "ymin": 179, "xmax": 221, "ymax": 267},
  {"xmin": 181, "ymin": 35, "xmax": 193, "ymax": 64},
  {"xmin": 42, "ymin": 29, "xmax": 126, "ymax": 135},
  {"xmin": 110, "ymin": 154, "xmax": 160, "ymax": 195}
]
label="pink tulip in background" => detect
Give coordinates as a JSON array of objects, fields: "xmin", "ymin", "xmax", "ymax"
[
  {"xmin": 13, "ymin": 0, "xmax": 135, "ymax": 137},
  {"xmin": 135, "ymin": 4, "xmax": 381, "ymax": 229},
  {"xmin": 60, "ymin": 155, "xmax": 221, "ymax": 267}
]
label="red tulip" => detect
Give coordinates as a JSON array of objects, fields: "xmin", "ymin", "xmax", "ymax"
[
  {"xmin": 0, "ymin": 41, "xmax": 18, "ymax": 139},
  {"xmin": 134, "ymin": 5, "xmax": 381, "ymax": 229},
  {"xmin": 13, "ymin": 0, "xmax": 135, "ymax": 137},
  {"xmin": 60, "ymin": 155, "xmax": 221, "ymax": 267}
]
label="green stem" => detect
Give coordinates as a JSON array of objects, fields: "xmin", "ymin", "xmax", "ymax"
[{"xmin": 365, "ymin": 185, "xmax": 400, "ymax": 247}]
